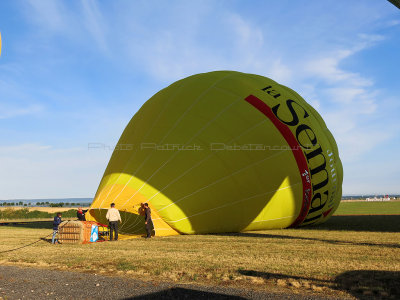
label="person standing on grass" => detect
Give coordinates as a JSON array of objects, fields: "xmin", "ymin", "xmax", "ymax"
[
  {"xmin": 144, "ymin": 203, "xmax": 153, "ymax": 238},
  {"xmin": 106, "ymin": 203, "xmax": 121, "ymax": 241},
  {"xmin": 52, "ymin": 212, "xmax": 62, "ymax": 244}
]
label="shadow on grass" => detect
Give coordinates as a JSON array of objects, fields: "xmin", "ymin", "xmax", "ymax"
[
  {"xmin": 213, "ymin": 232, "xmax": 400, "ymax": 249},
  {"xmin": 304, "ymin": 215, "xmax": 400, "ymax": 233},
  {"xmin": 124, "ymin": 287, "xmax": 245, "ymax": 299},
  {"xmin": 40, "ymin": 237, "xmax": 53, "ymax": 244},
  {"xmin": 211, "ymin": 215, "xmax": 400, "ymax": 249},
  {"xmin": 335, "ymin": 270, "xmax": 400, "ymax": 299},
  {"xmin": 0, "ymin": 221, "xmax": 53, "ymax": 229},
  {"xmin": 237, "ymin": 269, "xmax": 400, "ymax": 299}
]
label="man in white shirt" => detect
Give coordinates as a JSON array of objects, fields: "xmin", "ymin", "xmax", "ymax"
[{"xmin": 106, "ymin": 203, "xmax": 121, "ymax": 241}]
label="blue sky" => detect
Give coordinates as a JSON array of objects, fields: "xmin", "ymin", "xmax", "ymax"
[{"xmin": 0, "ymin": 0, "xmax": 399, "ymax": 199}]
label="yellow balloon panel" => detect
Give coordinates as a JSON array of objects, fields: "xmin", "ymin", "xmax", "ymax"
[
  {"xmin": 88, "ymin": 71, "xmax": 343, "ymax": 235},
  {"xmin": 87, "ymin": 175, "xmax": 179, "ymax": 236}
]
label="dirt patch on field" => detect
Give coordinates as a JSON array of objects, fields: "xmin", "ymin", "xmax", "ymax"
[{"xmin": 0, "ymin": 265, "xmax": 340, "ymax": 300}]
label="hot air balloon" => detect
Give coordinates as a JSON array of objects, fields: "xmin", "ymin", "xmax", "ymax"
[{"xmin": 86, "ymin": 71, "xmax": 343, "ymax": 237}]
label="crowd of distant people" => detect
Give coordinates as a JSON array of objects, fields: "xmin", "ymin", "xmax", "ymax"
[{"xmin": 52, "ymin": 203, "xmax": 153, "ymax": 244}]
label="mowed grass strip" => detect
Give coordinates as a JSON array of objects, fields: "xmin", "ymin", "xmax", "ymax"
[
  {"xmin": 334, "ymin": 200, "xmax": 400, "ymax": 215},
  {"xmin": 0, "ymin": 208, "xmax": 78, "ymax": 220}
]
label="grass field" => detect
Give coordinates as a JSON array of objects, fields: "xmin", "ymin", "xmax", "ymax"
[
  {"xmin": 0, "ymin": 207, "xmax": 89, "ymax": 221},
  {"xmin": 0, "ymin": 201, "xmax": 399, "ymax": 299},
  {"xmin": 334, "ymin": 200, "xmax": 400, "ymax": 215},
  {"xmin": 0, "ymin": 207, "xmax": 89, "ymax": 213}
]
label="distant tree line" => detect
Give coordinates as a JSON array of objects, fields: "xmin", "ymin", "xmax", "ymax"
[
  {"xmin": 0, "ymin": 202, "xmax": 88, "ymax": 207},
  {"xmin": 0, "ymin": 201, "xmax": 27, "ymax": 206}
]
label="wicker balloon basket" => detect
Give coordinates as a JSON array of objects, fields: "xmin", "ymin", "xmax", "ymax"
[{"xmin": 57, "ymin": 221, "xmax": 108, "ymax": 244}]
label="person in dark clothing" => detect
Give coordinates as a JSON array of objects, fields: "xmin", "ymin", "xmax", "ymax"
[
  {"xmin": 52, "ymin": 212, "xmax": 62, "ymax": 244},
  {"xmin": 144, "ymin": 203, "xmax": 153, "ymax": 238},
  {"xmin": 77, "ymin": 207, "xmax": 87, "ymax": 221},
  {"xmin": 138, "ymin": 202, "xmax": 145, "ymax": 217}
]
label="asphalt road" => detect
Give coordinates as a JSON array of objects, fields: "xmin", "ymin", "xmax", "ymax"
[{"xmin": 0, "ymin": 265, "xmax": 345, "ymax": 300}]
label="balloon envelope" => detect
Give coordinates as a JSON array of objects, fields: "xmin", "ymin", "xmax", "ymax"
[{"xmin": 87, "ymin": 71, "xmax": 343, "ymax": 236}]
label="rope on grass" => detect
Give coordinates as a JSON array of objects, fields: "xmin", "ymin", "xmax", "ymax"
[{"xmin": 0, "ymin": 220, "xmax": 71, "ymax": 254}]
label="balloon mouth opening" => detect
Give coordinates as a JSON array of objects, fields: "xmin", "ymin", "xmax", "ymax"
[{"xmin": 88, "ymin": 208, "xmax": 146, "ymax": 235}]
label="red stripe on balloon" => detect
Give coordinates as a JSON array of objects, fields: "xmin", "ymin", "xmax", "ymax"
[
  {"xmin": 323, "ymin": 207, "xmax": 333, "ymax": 217},
  {"xmin": 245, "ymin": 95, "xmax": 312, "ymax": 227}
]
